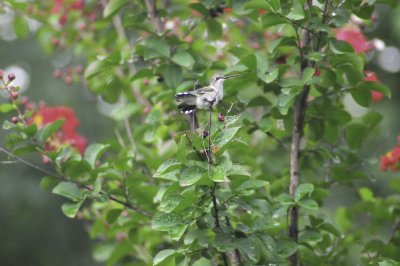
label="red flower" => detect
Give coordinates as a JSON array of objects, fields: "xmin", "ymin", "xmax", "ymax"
[
  {"xmin": 364, "ymin": 71, "xmax": 384, "ymax": 102},
  {"xmin": 335, "ymin": 28, "xmax": 373, "ymax": 53},
  {"xmin": 380, "ymin": 146, "xmax": 400, "ymax": 171},
  {"xmin": 31, "ymin": 105, "xmax": 87, "ymax": 154}
]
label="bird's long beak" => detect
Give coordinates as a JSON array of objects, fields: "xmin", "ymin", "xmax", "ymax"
[{"xmin": 223, "ymin": 74, "xmax": 240, "ymax": 79}]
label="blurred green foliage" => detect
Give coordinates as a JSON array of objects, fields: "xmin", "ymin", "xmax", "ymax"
[{"xmin": 1, "ymin": 0, "xmax": 400, "ymax": 266}]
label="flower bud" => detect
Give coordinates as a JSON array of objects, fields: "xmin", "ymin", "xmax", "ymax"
[
  {"xmin": 8, "ymin": 73, "xmax": 16, "ymax": 82},
  {"xmin": 11, "ymin": 116, "xmax": 19, "ymax": 124},
  {"xmin": 217, "ymin": 113, "xmax": 225, "ymax": 122}
]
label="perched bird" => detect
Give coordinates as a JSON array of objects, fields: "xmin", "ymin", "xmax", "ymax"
[{"xmin": 174, "ymin": 73, "xmax": 239, "ymax": 114}]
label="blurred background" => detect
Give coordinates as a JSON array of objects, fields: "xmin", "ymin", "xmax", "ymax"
[{"xmin": 1, "ymin": 2, "xmax": 400, "ymax": 266}]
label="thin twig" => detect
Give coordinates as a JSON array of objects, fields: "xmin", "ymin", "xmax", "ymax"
[
  {"xmin": 210, "ymin": 183, "xmax": 229, "ymax": 266},
  {"xmin": 144, "ymin": 0, "xmax": 164, "ymax": 34},
  {"xmin": 208, "ymin": 108, "xmax": 213, "ymax": 165},
  {"xmin": 266, "ymin": 132, "xmax": 290, "ymax": 150},
  {"xmin": 185, "ymin": 133, "xmax": 205, "ymax": 161},
  {"xmin": 0, "ymin": 146, "xmax": 152, "ymax": 217}
]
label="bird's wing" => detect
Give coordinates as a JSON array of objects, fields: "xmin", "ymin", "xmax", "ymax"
[{"xmin": 194, "ymin": 86, "xmax": 216, "ymax": 95}]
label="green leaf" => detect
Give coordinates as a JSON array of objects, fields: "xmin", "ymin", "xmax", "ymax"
[
  {"xmin": 160, "ymin": 193, "xmax": 183, "ymax": 213},
  {"xmin": 213, "ymin": 127, "xmax": 241, "ymax": 151},
  {"xmin": 258, "ymin": 69, "xmax": 279, "ymax": 84},
  {"xmin": 164, "ymin": 64, "xmax": 183, "ymax": 88},
  {"xmin": 84, "ymin": 143, "xmax": 110, "ymax": 169},
  {"xmin": 180, "ymin": 165, "xmax": 207, "ymax": 186},
  {"xmin": 0, "ymin": 103, "xmax": 16, "ymax": 113},
  {"xmin": 192, "ymin": 258, "xmax": 211, "ymax": 266},
  {"xmin": 177, "ymin": 135, "xmax": 187, "ymax": 164},
  {"xmin": 236, "ymin": 179, "xmax": 268, "ymax": 192},
  {"xmin": 189, "ymin": 3, "xmax": 208, "ymax": 16},
  {"xmin": 52, "ymin": 182, "xmax": 82, "ymax": 201},
  {"xmin": 13, "ymin": 16, "xmax": 30, "ymax": 39},
  {"xmin": 39, "ymin": 176, "xmax": 59, "ymax": 191},
  {"xmin": 145, "ymin": 38, "xmax": 171, "ymax": 58},
  {"xmin": 351, "ymin": 87, "xmax": 371, "ymax": 107},
  {"xmin": 358, "ymin": 187, "xmax": 374, "ymax": 201},
  {"xmin": 277, "ymin": 93, "xmax": 298, "ymax": 115},
  {"xmin": 209, "ymin": 166, "xmax": 229, "ymax": 182},
  {"xmin": 36, "ymin": 119, "xmax": 64, "ymax": 146},
  {"xmin": 168, "ymin": 224, "xmax": 188, "ymax": 241},
  {"xmin": 275, "ymin": 240, "xmax": 297, "ymax": 258},
  {"xmin": 235, "ymin": 237, "xmax": 261, "ymax": 263},
  {"xmin": 172, "ymin": 51, "xmax": 195, "ymax": 69},
  {"xmin": 319, "ymin": 223, "xmax": 342, "ymax": 237},
  {"xmin": 153, "ymin": 249, "xmax": 176, "ymax": 265},
  {"xmin": 344, "ymin": 124, "xmax": 368, "ymax": 149},
  {"xmin": 61, "ymin": 200, "xmax": 84, "ymax": 218},
  {"xmin": 152, "ymin": 212, "xmax": 184, "ymax": 231},
  {"xmin": 277, "ymin": 194, "xmax": 295, "ymax": 206},
  {"xmin": 294, "ymin": 183, "xmax": 314, "ymax": 202},
  {"xmin": 298, "ymin": 199, "xmax": 318, "ymax": 210},
  {"xmin": 363, "ymin": 111, "xmax": 383, "ymax": 129},
  {"xmin": 154, "ymin": 159, "xmax": 181, "ymax": 177},
  {"xmin": 287, "ymin": 1, "xmax": 305, "ymax": 20},
  {"xmin": 110, "ymin": 103, "xmax": 141, "ymax": 121},
  {"xmin": 206, "ymin": 19, "xmax": 222, "ymax": 40},
  {"xmin": 262, "ymin": 13, "xmax": 287, "ymax": 28},
  {"xmin": 106, "ymin": 209, "xmax": 123, "ymax": 224},
  {"xmin": 103, "ymin": 0, "xmax": 128, "ymax": 18},
  {"xmin": 360, "ymin": 81, "xmax": 391, "ymax": 98},
  {"xmin": 324, "ymin": 122, "xmax": 339, "ymax": 144},
  {"xmin": 302, "ymin": 67, "xmax": 315, "ymax": 85}
]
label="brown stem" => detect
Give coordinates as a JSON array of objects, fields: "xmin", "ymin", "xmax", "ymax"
[
  {"xmin": 210, "ymin": 184, "xmax": 228, "ymax": 266},
  {"xmin": 144, "ymin": 0, "xmax": 165, "ymax": 34},
  {"xmin": 289, "ymin": 1, "xmax": 331, "ymax": 265}
]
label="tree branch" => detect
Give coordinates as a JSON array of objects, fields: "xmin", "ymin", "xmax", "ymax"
[{"xmin": 289, "ymin": 1, "xmax": 331, "ymax": 265}]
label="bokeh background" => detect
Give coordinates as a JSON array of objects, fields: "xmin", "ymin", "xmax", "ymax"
[{"xmin": 1, "ymin": 2, "xmax": 400, "ymax": 266}]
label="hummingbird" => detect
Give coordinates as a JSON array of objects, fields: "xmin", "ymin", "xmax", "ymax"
[{"xmin": 174, "ymin": 73, "xmax": 239, "ymax": 114}]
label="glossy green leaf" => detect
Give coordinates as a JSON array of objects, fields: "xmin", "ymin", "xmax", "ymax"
[
  {"xmin": 275, "ymin": 240, "xmax": 297, "ymax": 258},
  {"xmin": 151, "ymin": 212, "xmax": 184, "ymax": 231},
  {"xmin": 236, "ymin": 179, "xmax": 268, "ymax": 192},
  {"xmin": 36, "ymin": 119, "xmax": 64, "ymax": 146},
  {"xmin": 154, "ymin": 159, "xmax": 181, "ymax": 177},
  {"xmin": 213, "ymin": 127, "xmax": 241, "ymax": 150},
  {"xmin": 294, "ymin": 183, "xmax": 314, "ymax": 202},
  {"xmin": 277, "ymin": 93, "xmax": 298, "ymax": 115},
  {"xmin": 287, "ymin": 1, "xmax": 305, "ymax": 20},
  {"xmin": 180, "ymin": 165, "xmax": 207, "ymax": 186},
  {"xmin": 153, "ymin": 249, "xmax": 176, "ymax": 265},
  {"xmin": 84, "ymin": 143, "xmax": 110, "ymax": 169},
  {"xmin": 61, "ymin": 200, "xmax": 84, "ymax": 218},
  {"xmin": 235, "ymin": 237, "xmax": 261, "ymax": 263},
  {"xmin": 52, "ymin": 181, "xmax": 81, "ymax": 201},
  {"xmin": 209, "ymin": 166, "xmax": 229, "ymax": 182}
]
